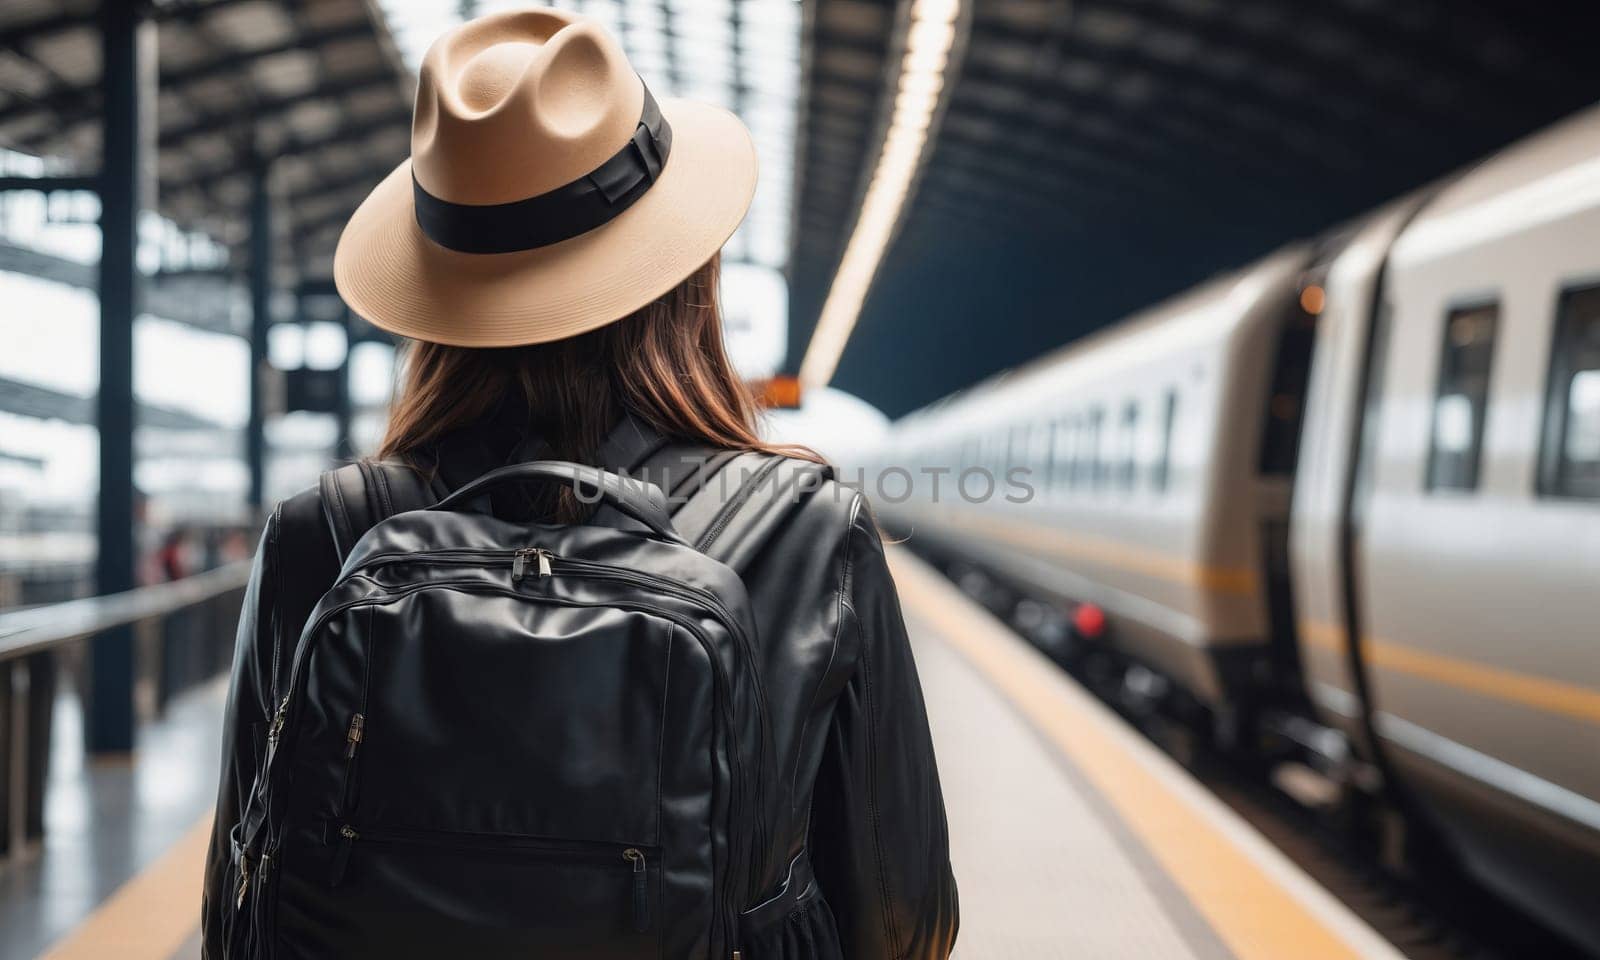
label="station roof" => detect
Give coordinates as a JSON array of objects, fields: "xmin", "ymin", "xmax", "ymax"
[
  {"xmin": 0, "ymin": 0, "xmax": 800, "ymax": 293},
  {"xmin": 789, "ymin": 0, "xmax": 1600, "ymax": 416},
  {"xmin": 0, "ymin": 374, "xmax": 220, "ymax": 432},
  {"xmin": 5, "ymin": 0, "xmax": 1600, "ymax": 421},
  {"xmin": 0, "ymin": 0, "xmax": 414, "ymax": 286}
]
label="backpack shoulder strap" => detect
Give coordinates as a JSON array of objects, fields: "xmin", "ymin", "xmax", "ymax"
[
  {"xmin": 671, "ymin": 452, "xmax": 776, "ymax": 553},
  {"xmin": 670, "ymin": 453, "xmax": 833, "ymax": 564},
  {"xmin": 318, "ymin": 460, "xmax": 438, "ymax": 564}
]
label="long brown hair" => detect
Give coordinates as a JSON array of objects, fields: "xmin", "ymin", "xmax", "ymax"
[{"xmin": 377, "ymin": 254, "xmax": 817, "ymax": 515}]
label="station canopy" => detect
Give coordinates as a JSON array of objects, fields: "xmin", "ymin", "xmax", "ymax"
[
  {"xmin": 6, "ymin": 0, "xmax": 1600, "ymax": 417},
  {"xmin": 787, "ymin": 0, "xmax": 1600, "ymax": 415},
  {"xmin": 0, "ymin": 0, "xmax": 803, "ymax": 377},
  {"xmin": 0, "ymin": 0, "xmax": 414, "ymax": 291}
]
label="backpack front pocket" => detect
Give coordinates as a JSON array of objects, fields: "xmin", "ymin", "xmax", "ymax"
[{"xmin": 281, "ymin": 822, "xmax": 659, "ymax": 959}]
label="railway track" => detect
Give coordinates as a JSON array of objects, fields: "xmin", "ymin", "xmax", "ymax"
[{"xmin": 1186, "ymin": 747, "xmax": 1582, "ymax": 960}]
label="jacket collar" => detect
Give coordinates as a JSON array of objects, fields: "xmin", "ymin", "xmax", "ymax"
[{"xmin": 424, "ymin": 405, "xmax": 671, "ymax": 498}]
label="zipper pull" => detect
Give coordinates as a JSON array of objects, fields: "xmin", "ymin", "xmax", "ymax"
[
  {"xmin": 512, "ymin": 548, "xmax": 554, "ymax": 581},
  {"xmin": 234, "ymin": 855, "xmax": 252, "ymax": 910},
  {"xmin": 623, "ymin": 847, "xmax": 649, "ymax": 932},
  {"xmin": 267, "ymin": 695, "xmax": 289, "ymax": 746},
  {"xmin": 329, "ymin": 825, "xmax": 358, "ymax": 887},
  {"xmin": 344, "ymin": 713, "xmax": 365, "ymax": 759}
]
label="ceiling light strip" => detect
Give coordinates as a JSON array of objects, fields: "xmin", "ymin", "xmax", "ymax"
[{"xmin": 796, "ymin": 0, "xmax": 962, "ymax": 390}]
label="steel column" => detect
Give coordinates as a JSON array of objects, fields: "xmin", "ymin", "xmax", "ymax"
[
  {"xmin": 89, "ymin": 0, "xmax": 152, "ymax": 754},
  {"xmin": 247, "ymin": 162, "xmax": 272, "ymax": 510},
  {"xmin": 335, "ymin": 306, "xmax": 354, "ymax": 460},
  {"xmin": 0, "ymin": 176, "xmax": 101, "ymax": 193}
]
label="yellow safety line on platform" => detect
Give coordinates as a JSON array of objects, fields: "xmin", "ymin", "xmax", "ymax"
[
  {"xmin": 1302, "ymin": 620, "xmax": 1600, "ymax": 725},
  {"xmin": 38, "ymin": 813, "xmax": 211, "ymax": 960},
  {"xmin": 890, "ymin": 550, "xmax": 1401, "ymax": 960}
]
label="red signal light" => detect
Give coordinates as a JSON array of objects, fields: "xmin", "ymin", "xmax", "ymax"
[{"xmin": 1072, "ymin": 603, "xmax": 1106, "ymax": 639}]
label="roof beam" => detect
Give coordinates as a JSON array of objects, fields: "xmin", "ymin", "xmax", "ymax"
[
  {"xmin": 282, "ymin": 160, "xmax": 397, "ymax": 210},
  {"xmin": 0, "ymin": 0, "xmax": 252, "ymax": 49},
  {"xmin": 0, "ymin": 17, "xmax": 377, "ymax": 129},
  {"xmin": 0, "ymin": 374, "xmax": 225, "ymax": 432},
  {"xmin": 1043, "ymin": 0, "xmax": 1508, "ymax": 131},
  {"xmin": 169, "ymin": 18, "xmax": 374, "ymax": 86},
  {"xmin": 0, "ymin": 9, "xmax": 98, "ymax": 50},
  {"xmin": 962, "ymin": 24, "xmax": 1383, "ymax": 153},
  {"xmin": 953, "ymin": 65, "xmax": 1337, "ymax": 180},
  {"xmin": 945, "ymin": 73, "xmax": 1312, "ymax": 194},
  {"xmin": 172, "ymin": 106, "xmax": 412, "ymax": 193},
  {"xmin": 154, "ymin": 0, "xmax": 262, "ymax": 26},
  {"xmin": 289, "ymin": 201, "xmax": 369, "ymax": 244},
  {"xmin": 0, "ymin": 175, "xmax": 99, "ymax": 193},
  {"xmin": 158, "ymin": 68, "xmax": 400, "ymax": 150},
  {"xmin": 0, "ymin": 238, "xmax": 245, "ymax": 338}
]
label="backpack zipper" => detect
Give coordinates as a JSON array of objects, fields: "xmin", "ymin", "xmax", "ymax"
[
  {"xmin": 267, "ymin": 695, "xmax": 289, "ymax": 747},
  {"xmin": 326, "ymin": 822, "xmax": 655, "ymax": 932},
  {"xmin": 337, "ymin": 711, "xmax": 365, "ymax": 820},
  {"xmin": 345, "ymin": 713, "xmax": 365, "ymax": 758},
  {"xmin": 622, "ymin": 846, "xmax": 650, "ymax": 932},
  {"xmin": 510, "ymin": 547, "xmax": 553, "ymax": 580}
]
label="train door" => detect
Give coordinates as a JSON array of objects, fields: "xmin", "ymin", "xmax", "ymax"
[
  {"xmin": 1288, "ymin": 203, "xmax": 1420, "ymax": 745},
  {"xmin": 1253, "ymin": 259, "xmax": 1325, "ymax": 696},
  {"xmin": 1358, "ymin": 160, "xmax": 1600, "ymax": 949}
]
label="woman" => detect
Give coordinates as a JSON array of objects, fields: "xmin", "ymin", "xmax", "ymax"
[{"xmin": 202, "ymin": 8, "xmax": 956, "ymax": 959}]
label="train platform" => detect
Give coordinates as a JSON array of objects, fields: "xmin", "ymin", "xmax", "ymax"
[{"xmin": 0, "ymin": 550, "xmax": 1400, "ymax": 960}]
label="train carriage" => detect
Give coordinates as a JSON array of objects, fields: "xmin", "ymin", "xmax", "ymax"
[
  {"xmin": 876, "ymin": 245, "xmax": 1317, "ymax": 709},
  {"xmin": 1299, "ymin": 106, "xmax": 1600, "ymax": 947},
  {"xmin": 872, "ymin": 103, "xmax": 1600, "ymax": 952}
]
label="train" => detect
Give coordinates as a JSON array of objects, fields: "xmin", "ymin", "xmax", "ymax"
[{"xmin": 868, "ymin": 103, "xmax": 1600, "ymax": 951}]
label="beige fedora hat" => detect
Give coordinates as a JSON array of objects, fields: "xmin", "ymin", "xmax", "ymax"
[{"xmin": 334, "ymin": 7, "xmax": 757, "ymax": 347}]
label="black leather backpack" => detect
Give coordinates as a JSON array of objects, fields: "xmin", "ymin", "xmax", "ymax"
[{"xmin": 224, "ymin": 454, "xmax": 784, "ymax": 959}]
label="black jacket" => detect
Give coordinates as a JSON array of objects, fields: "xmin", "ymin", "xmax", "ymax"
[{"xmin": 202, "ymin": 423, "xmax": 958, "ymax": 958}]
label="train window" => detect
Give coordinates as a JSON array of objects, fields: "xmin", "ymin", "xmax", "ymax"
[
  {"xmin": 1258, "ymin": 296, "xmax": 1319, "ymax": 476},
  {"xmin": 1056, "ymin": 416, "xmax": 1081, "ymax": 486},
  {"xmin": 1539, "ymin": 285, "xmax": 1600, "ymax": 500},
  {"xmin": 1030, "ymin": 420, "xmax": 1053, "ymax": 488},
  {"xmin": 1426, "ymin": 302, "xmax": 1499, "ymax": 492},
  {"xmin": 1067, "ymin": 417, "xmax": 1082, "ymax": 488},
  {"xmin": 1118, "ymin": 402, "xmax": 1140, "ymax": 490},
  {"xmin": 1062, "ymin": 416, "xmax": 1077, "ymax": 487},
  {"xmin": 1083, "ymin": 407, "xmax": 1105, "ymax": 489},
  {"xmin": 1153, "ymin": 389, "xmax": 1178, "ymax": 492},
  {"xmin": 1049, "ymin": 418, "xmax": 1071, "ymax": 488}
]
